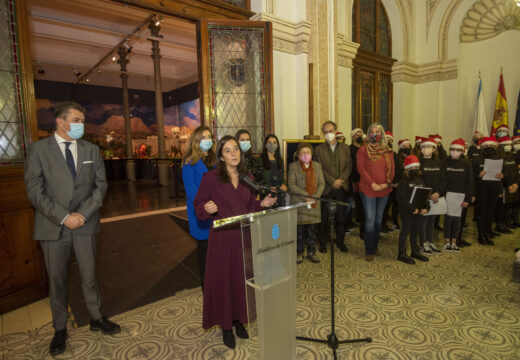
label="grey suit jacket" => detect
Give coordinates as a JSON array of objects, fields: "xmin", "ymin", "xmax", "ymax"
[{"xmin": 24, "ymin": 135, "xmax": 107, "ymax": 240}]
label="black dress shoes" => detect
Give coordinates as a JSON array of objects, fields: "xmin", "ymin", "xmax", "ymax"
[
  {"xmin": 411, "ymin": 252, "xmax": 429, "ymax": 262},
  {"xmin": 336, "ymin": 243, "xmax": 348, "ymax": 252},
  {"xmin": 90, "ymin": 316, "xmax": 121, "ymax": 335},
  {"xmin": 232, "ymin": 320, "xmax": 249, "ymax": 339},
  {"xmin": 319, "ymin": 244, "xmax": 327, "ymax": 253},
  {"xmin": 397, "ymin": 253, "xmax": 415, "ymax": 265},
  {"xmin": 222, "ymin": 329, "xmax": 236, "ymax": 349},
  {"xmin": 49, "ymin": 329, "xmax": 68, "ymax": 356}
]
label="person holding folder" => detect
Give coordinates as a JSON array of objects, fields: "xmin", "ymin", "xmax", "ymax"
[
  {"xmin": 443, "ymin": 139, "xmax": 473, "ymax": 252},
  {"xmin": 396, "ymin": 155, "xmax": 430, "ymax": 265},
  {"xmin": 495, "ymin": 136, "xmax": 518, "ymax": 234},
  {"xmin": 418, "ymin": 137, "xmax": 445, "ymax": 255},
  {"xmin": 472, "ymin": 137, "xmax": 504, "ymax": 245}
]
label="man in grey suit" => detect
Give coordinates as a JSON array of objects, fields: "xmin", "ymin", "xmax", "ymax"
[
  {"xmin": 24, "ymin": 102, "xmax": 120, "ymax": 356},
  {"xmin": 313, "ymin": 121, "xmax": 352, "ymax": 253}
]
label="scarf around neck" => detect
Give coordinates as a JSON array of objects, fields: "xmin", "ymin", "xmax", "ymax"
[{"xmin": 300, "ymin": 160, "xmax": 317, "ymax": 208}]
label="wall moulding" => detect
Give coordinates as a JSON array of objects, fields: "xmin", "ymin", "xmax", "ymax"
[
  {"xmin": 250, "ymin": 12, "xmax": 311, "ymax": 54},
  {"xmin": 336, "ymin": 34, "xmax": 359, "ymax": 68},
  {"xmin": 392, "ymin": 59, "xmax": 458, "ymax": 84}
]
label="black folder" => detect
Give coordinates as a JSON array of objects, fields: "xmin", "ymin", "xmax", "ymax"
[{"xmin": 409, "ymin": 186, "xmax": 432, "ymax": 210}]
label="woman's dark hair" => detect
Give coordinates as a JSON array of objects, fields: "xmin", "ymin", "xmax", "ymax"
[
  {"xmin": 261, "ymin": 133, "xmax": 283, "ymax": 170},
  {"xmin": 216, "ymin": 135, "xmax": 247, "ymax": 183},
  {"xmin": 235, "ymin": 129, "xmax": 252, "ymax": 154}
]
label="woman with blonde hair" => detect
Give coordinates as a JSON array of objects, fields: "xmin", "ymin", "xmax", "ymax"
[
  {"xmin": 182, "ymin": 125, "xmax": 216, "ymax": 288},
  {"xmin": 356, "ymin": 122, "xmax": 395, "ymax": 261}
]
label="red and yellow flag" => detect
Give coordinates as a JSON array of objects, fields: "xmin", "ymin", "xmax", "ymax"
[{"xmin": 491, "ymin": 72, "xmax": 508, "ymax": 136}]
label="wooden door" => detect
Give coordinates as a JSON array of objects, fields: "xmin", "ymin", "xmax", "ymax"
[{"xmin": 197, "ymin": 19, "xmax": 274, "ymax": 153}]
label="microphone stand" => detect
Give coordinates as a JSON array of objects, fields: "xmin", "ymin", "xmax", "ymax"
[{"xmin": 241, "ymin": 179, "xmax": 372, "ymax": 359}]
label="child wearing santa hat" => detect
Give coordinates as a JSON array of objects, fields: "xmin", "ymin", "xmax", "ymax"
[
  {"xmin": 443, "ymin": 138, "xmax": 473, "ymax": 252},
  {"xmin": 418, "ymin": 137, "xmax": 445, "ymax": 255},
  {"xmin": 472, "ymin": 136, "xmax": 504, "ymax": 245},
  {"xmin": 468, "ymin": 131, "xmax": 483, "ymax": 160},
  {"xmin": 396, "ymin": 155, "xmax": 430, "ymax": 264}
]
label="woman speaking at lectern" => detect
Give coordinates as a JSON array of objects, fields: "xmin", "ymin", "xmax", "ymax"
[{"xmin": 194, "ymin": 135, "xmax": 277, "ymax": 349}]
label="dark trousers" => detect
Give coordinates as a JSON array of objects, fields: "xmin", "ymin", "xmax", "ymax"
[
  {"xmin": 496, "ymin": 200, "xmax": 512, "ymax": 226},
  {"xmin": 41, "ymin": 233, "xmax": 102, "ymax": 331},
  {"xmin": 353, "ymin": 189, "xmax": 365, "ymax": 233},
  {"xmin": 422, "ymin": 215, "xmax": 436, "ymax": 244},
  {"xmin": 197, "ymin": 239, "xmax": 208, "ymax": 289},
  {"xmin": 476, "ymin": 182, "xmax": 500, "ymax": 235},
  {"xmin": 458, "ymin": 206, "xmax": 468, "ymax": 239},
  {"xmin": 398, "ymin": 213, "xmax": 422, "ymax": 255},
  {"xmin": 444, "ymin": 215, "xmax": 461, "ymax": 239},
  {"xmin": 382, "ymin": 190, "xmax": 399, "ymax": 225},
  {"xmin": 297, "ymin": 224, "xmax": 317, "ymax": 253},
  {"xmin": 320, "ymin": 188, "xmax": 347, "ymax": 247}
]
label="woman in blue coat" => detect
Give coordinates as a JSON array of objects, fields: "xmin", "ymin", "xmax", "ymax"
[{"xmin": 182, "ymin": 125, "xmax": 216, "ymax": 288}]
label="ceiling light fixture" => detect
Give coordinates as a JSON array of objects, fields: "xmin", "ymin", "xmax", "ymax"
[
  {"xmin": 85, "ymin": 78, "xmax": 90, "ymax": 83},
  {"xmin": 73, "ymin": 67, "xmax": 82, "ymax": 77},
  {"xmin": 154, "ymin": 15, "xmax": 163, "ymax": 26},
  {"xmin": 112, "ymin": 55, "xmax": 117, "ymax": 62}
]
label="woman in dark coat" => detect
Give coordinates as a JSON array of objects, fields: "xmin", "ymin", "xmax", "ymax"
[{"xmin": 194, "ymin": 135, "xmax": 277, "ymax": 349}]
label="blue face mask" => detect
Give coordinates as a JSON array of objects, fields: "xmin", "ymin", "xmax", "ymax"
[
  {"xmin": 239, "ymin": 141, "xmax": 251, "ymax": 152},
  {"xmin": 66, "ymin": 122, "xmax": 84, "ymax": 140},
  {"xmin": 200, "ymin": 139, "xmax": 213, "ymax": 151}
]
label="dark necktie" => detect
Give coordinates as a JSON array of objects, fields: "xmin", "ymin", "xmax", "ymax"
[{"xmin": 64, "ymin": 142, "xmax": 76, "ymax": 180}]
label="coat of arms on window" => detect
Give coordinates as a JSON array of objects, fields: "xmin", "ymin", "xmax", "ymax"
[{"xmin": 226, "ymin": 58, "xmax": 247, "ymax": 86}]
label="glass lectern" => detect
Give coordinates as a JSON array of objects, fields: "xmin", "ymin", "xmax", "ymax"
[{"xmin": 214, "ymin": 203, "xmax": 310, "ymax": 360}]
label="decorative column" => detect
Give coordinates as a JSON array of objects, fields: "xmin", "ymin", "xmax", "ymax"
[
  {"xmin": 117, "ymin": 46, "xmax": 136, "ymax": 182},
  {"xmin": 148, "ymin": 20, "xmax": 169, "ymax": 186}
]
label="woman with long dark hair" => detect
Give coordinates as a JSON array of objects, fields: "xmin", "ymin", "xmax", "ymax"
[
  {"xmin": 182, "ymin": 125, "xmax": 216, "ymax": 288},
  {"xmin": 260, "ymin": 133, "xmax": 287, "ymax": 207},
  {"xmin": 235, "ymin": 129, "xmax": 263, "ymax": 182},
  {"xmin": 194, "ymin": 135, "xmax": 277, "ymax": 349}
]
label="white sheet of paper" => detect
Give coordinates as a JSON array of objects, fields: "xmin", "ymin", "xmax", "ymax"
[
  {"xmin": 425, "ymin": 196, "xmax": 447, "ymax": 216},
  {"xmin": 482, "ymin": 159, "xmax": 503, "ymax": 181},
  {"xmin": 446, "ymin": 192, "xmax": 466, "ymax": 217}
]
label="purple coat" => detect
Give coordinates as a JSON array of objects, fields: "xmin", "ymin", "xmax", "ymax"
[{"xmin": 194, "ymin": 169, "xmax": 262, "ymax": 329}]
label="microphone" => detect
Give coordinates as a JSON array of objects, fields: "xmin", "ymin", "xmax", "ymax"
[{"xmin": 239, "ymin": 174, "xmax": 260, "ymax": 192}]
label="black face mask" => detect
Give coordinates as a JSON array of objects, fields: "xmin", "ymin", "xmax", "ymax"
[
  {"xmin": 482, "ymin": 147, "xmax": 497, "ymax": 157},
  {"xmin": 388, "ymin": 141, "xmax": 393, "ymax": 147},
  {"xmin": 409, "ymin": 170, "xmax": 419, "ymax": 177},
  {"xmin": 473, "ymin": 139, "xmax": 479, "ymax": 145},
  {"xmin": 401, "ymin": 148, "xmax": 411, "ymax": 155},
  {"xmin": 356, "ymin": 137, "xmax": 363, "ymax": 144}
]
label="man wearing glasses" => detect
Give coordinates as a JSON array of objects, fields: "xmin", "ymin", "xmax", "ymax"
[{"xmin": 24, "ymin": 101, "xmax": 120, "ymax": 356}]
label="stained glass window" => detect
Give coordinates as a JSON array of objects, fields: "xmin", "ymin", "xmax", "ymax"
[
  {"xmin": 0, "ymin": 0, "xmax": 27, "ymax": 166},
  {"xmin": 207, "ymin": 25, "xmax": 268, "ymax": 153},
  {"xmin": 352, "ymin": 0, "xmax": 393, "ymax": 131},
  {"xmin": 379, "ymin": 74, "xmax": 390, "ymax": 130},
  {"xmin": 360, "ymin": 0, "xmax": 376, "ymax": 52},
  {"xmin": 361, "ymin": 71, "xmax": 373, "ymax": 132}
]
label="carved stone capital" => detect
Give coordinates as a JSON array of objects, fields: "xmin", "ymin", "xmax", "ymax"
[
  {"xmin": 336, "ymin": 34, "xmax": 359, "ymax": 68},
  {"xmin": 250, "ymin": 12, "xmax": 311, "ymax": 55},
  {"xmin": 392, "ymin": 59, "xmax": 457, "ymax": 84}
]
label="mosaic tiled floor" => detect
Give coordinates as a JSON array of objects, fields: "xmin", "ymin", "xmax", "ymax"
[{"xmin": 2, "ymin": 224, "xmax": 520, "ymax": 359}]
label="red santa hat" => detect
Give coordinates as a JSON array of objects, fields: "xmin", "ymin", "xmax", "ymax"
[
  {"xmin": 398, "ymin": 139, "xmax": 411, "ymax": 148},
  {"xmin": 385, "ymin": 131, "xmax": 393, "ymax": 139},
  {"xmin": 404, "ymin": 155, "xmax": 420, "ymax": 170},
  {"xmin": 420, "ymin": 137, "xmax": 437, "ymax": 148},
  {"xmin": 480, "ymin": 136, "xmax": 498, "ymax": 147},
  {"xmin": 335, "ymin": 131, "xmax": 345, "ymax": 138},
  {"xmin": 429, "ymin": 134, "xmax": 442, "ymax": 143},
  {"xmin": 415, "ymin": 136, "xmax": 425, "ymax": 144},
  {"xmin": 497, "ymin": 136, "xmax": 512, "ymax": 145},
  {"xmin": 512, "ymin": 136, "xmax": 520, "ymax": 143},
  {"xmin": 449, "ymin": 138, "xmax": 465, "ymax": 150},
  {"xmin": 496, "ymin": 125, "xmax": 509, "ymax": 134}
]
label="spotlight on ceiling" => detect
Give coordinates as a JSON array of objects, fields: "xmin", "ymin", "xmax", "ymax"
[
  {"xmin": 97, "ymin": 68, "xmax": 102, "ymax": 74},
  {"xmin": 112, "ymin": 55, "xmax": 117, "ymax": 62},
  {"xmin": 85, "ymin": 78, "xmax": 90, "ymax": 83},
  {"xmin": 154, "ymin": 15, "xmax": 163, "ymax": 26},
  {"xmin": 73, "ymin": 67, "xmax": 82, "ymax": 77}
]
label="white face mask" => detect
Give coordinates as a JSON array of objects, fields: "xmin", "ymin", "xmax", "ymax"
[
  {"xmin": 513, "ymin": 144, "xmax": 520, "ymax": 151},
  {"xmin": 497, "ymin": 131, "xmax": 507, "ymax": 138},
  {"xmin": 450, "ymin": 150, "xmax": 461, "ymax": 159},
  {"xmin": 325, "ymin": 132, "xmax": 336, "ymax": 142},
  {"xmin": 504, "ymin": 145, "xmax": 512, "ymax": 153},
  {"xmin": 421, "ymin": 147, "xmax": 433, "ymax": 157}
]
